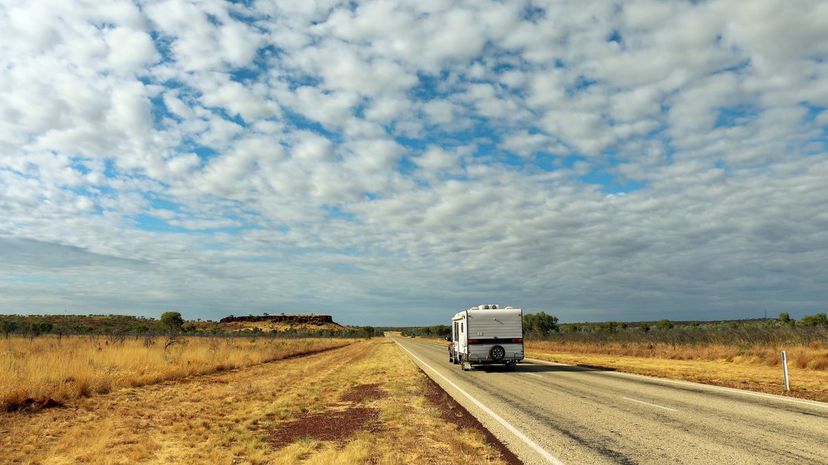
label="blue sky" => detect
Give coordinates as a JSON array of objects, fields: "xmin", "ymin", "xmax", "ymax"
[{"xmin": 1, "ymin": 0, "xmax": 827, "ymax": 325}]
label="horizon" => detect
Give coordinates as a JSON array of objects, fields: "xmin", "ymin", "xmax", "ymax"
[
  {"xmin": 0, "ymin": 309, "xmax": 815, "ymax": 328},
  {"xmin": 2, "ymin": 0, "xmax": 827, "ymax": 326}
]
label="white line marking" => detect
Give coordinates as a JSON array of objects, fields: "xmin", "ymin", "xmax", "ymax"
[
  {"xmin": 524, "ymin": 358, "xmax": 828, "ymax": 411},
  {"xmin": 393, "ymin": 339, "xmax": 565, "ymax": 465},
  {"xmin": 622, "ymin": 396, "xmax": 678, "ymax": 412}
]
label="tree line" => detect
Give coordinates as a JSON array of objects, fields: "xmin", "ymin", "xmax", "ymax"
[
  {"xmin": 399, "ymin": 311, "xmax": 828, "ymax": 344},
  {"xmin": 1, "ymin": 312, "xmax": 378, "ymax": 339}
]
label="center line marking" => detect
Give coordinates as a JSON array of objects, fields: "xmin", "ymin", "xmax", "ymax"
[
  {"xmin": 393, "ymin": 339, "xmax": 565, "ymax": 465},
  {"xmin": 622, "ymin": 396, "xmax": 678, "ymax": 412}
]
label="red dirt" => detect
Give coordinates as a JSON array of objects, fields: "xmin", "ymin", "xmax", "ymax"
[
  {"xmin": 340, "ymin": 383, "xmax": 387, "ymax": 403},
  {"xmin": 5, "ymin": 397, "xmax": 64, "ymax": 413},
  {"xmin": 264, "ymin": 344, "xmax": 351, "ymax": 363},
  {"xmin": 268, "ymin": 407, "xmax": 382, "ymax": 449},
  {"xmin": 219, "ymin": 314, "xmax": 335, "ymax": 325},
  {"xmin": 420, "ymin": 372, "xmax": 523, "ymax": 465}
]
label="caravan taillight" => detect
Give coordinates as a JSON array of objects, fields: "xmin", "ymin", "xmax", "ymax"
[
  {"xmin": 511, "ymin": 338, "xmax": 523, "ymax": 343},
  {"xmin": 467, "ymin": 339, "xmax": 479, "ymax": 344}
]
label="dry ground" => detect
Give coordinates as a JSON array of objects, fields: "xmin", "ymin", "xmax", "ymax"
[
  {"xmin": 526, "ymin": 344, "xmax": 828, "ymax": 402},
  {"xmin": 0, "ymin": 338, "xmax": 513, "ymax": 465},
  {"xmin": 1, "ymin": 335, "xmax": 350, "ymax": 410}
]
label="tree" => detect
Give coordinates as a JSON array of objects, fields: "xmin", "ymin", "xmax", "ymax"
[
  {"xmin": 523, "ymin": 312, "xmax": 559, "ymax": 336},
  {"xmin": 656, "ymin": 319, "xmax": 674, "ymax": 330},
  {"xmin": 27, "ymin": 322, "xmax": 52, "ymax": 337},
  {"xmin": 779, "ymin": 312, "xmax": 791, "ymax": 323},
  {"xmin": 160, "ymin": 312, "xmax": 184, "ymax": 332},
  {"xmin": 798, "ymin": 312, "xmax": 828, "ymax": 327},
  {"xmin": 2, "ymin": 321, "xmax": 18, "ymax": 338}
]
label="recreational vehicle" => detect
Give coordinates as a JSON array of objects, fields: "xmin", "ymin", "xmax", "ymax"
[{"xmin": 447, "ymin": 304, "xmax": 524, "ymax": 371}]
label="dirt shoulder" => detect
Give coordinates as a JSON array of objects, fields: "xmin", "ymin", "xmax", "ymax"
[{"xmin": 0, "ymin": 339, "xmax": 514, "ymax": 465}]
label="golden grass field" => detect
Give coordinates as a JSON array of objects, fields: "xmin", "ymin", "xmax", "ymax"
[
  {"xmin": 417, "ymin": 337, "xmax": 828, "ymax": 401},
  {"xmin": 0, "ymin": 335, "xmax": 350, "ymax": 410},
  {"xmin": 526, "ymin": 340, "xmax": 828, "ymax": 370},
  {"xmin": 0, "ymin": 338, "xmax": 512, "ymax": 465}
]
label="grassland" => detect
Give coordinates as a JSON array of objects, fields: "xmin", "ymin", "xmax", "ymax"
[
  {"xmin": 526, "ymin": 340, "xmax": 828, "ymax": 402},
  {"xmin": 0, "ymin": 338, "xmax": 513, "ymax": 465},
  {"xmin": 1, "ymin": 335, "xmax": 350, "ymax": 410}
]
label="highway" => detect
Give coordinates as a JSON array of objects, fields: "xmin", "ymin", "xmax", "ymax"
[{"xmin": 392, "ymin": 336, "xmax": 828, "ymax": 465}]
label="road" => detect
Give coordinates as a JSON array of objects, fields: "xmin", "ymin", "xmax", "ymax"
[{"xmin": 392, "ymin": 336, "xmax": 828, "ymax": 465}]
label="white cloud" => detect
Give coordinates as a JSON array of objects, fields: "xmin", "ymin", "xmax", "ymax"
[
  {"xmin": 1, "ymin": 0, "xmax": 827, "ymax": 324},
  {"xmin": 105, "ymin": 27, "xmax": 159, "ymax": 74}
]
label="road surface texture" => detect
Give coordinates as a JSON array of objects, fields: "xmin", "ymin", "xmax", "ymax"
[{"xmin": 392, "ymin": 337, "xmax": 828, "ymax": 465}]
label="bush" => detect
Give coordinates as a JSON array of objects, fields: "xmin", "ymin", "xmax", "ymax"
[
  {"xmin": 2, "ymin": 321, "xmax": 18, "ymax": 337},
  {"xmin": 160, "ymin": 312, "xmax": 184, "ymax": 332},
  {"xmin": 799, "ymin": 313, "xmax": 828, "ymax": 327},
  {"xmin": 524, "ymin": 312, "xmax": 559, "ymax": 336}
]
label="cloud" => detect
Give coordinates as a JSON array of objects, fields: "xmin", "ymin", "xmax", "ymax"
[{"xmin": 1, "ymin": 0, "xmax": 826, "ymax": 324}]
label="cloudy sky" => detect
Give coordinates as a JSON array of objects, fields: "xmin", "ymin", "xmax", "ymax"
[{"xmin": 1, "ymin": 0, "xmax": 827, "ymax": 325}]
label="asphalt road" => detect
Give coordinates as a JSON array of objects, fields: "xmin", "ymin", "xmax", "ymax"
[{"xmin": 392, "ymin": 336, "xmax": 828, "ymax": 465}]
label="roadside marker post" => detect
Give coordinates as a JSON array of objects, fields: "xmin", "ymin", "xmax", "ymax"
[{"xmin": 781, "ymin": 351, "xmax": 790, "ymax": 391}]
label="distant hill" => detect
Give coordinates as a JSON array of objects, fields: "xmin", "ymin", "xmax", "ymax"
[
  {"xmin": 0, "ymin": 313, "xmax": 346, "ymax": 335},
  {"xmin": 0, "ymin": 314, "xmax": 165, "ymax": 334},
  {"xmin": 204, "ymin": 314, "xmax": 345, "ymax": 333}
]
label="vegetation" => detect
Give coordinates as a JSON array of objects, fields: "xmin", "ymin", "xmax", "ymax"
[
  {"xmin": 0, "ymin": 314, "xmax": 166, "ymax": 335},
  {"xmin": 0, "ymin": 335, "xmax": 351, "ymax": 410},
  {"xmin": 400, "ymin": 325, "xmax": 450, "ymax": 338},
  {"xmin": 0, "ymin": 313, "xmax": 378, "ymax": 339},
  {"xmin": 160, "ymin": 311, "xmax": 184, "ymax": 332},
  {"xmin": 399, "ymin": 311, "xmax": 559, "ymax": 338},
  {"xmin": 1, "ymin": 339, "xmax": 512, "ymax": 465},
  {"xmin": 523, "ymin": 311, "xmax": 559, "ymax": 336}
]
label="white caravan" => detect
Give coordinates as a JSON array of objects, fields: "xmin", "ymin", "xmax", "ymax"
[{"xmin": 447, "ymin": 304, "xmax": 524, "ymax": 371}]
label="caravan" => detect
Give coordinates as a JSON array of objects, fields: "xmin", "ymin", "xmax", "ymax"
[{"xmin": 447, "ymin": 304, "xmax": 524, "ymax": 371}]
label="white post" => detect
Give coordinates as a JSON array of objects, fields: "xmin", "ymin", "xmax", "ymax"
[{"xmin": 781, "ymin": 350, "xmax": 790, "ymax": 391}]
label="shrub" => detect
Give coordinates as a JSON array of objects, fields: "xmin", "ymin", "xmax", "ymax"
[
  {"xmin": 799, "ymin": 313, "xmax": 828, "ymax": 327},
  {"xmin": 160, "ymin": 312, "xmax": 184, "ymax": 332}
]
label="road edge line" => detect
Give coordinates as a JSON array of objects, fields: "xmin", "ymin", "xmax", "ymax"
[{"xmin": 394, "ymin": 339, "xmax": 565, "ymax": 465}]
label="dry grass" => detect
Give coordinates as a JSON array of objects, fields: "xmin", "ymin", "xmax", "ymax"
[
  {"xmin": 0, "ymin": 339, "xmax": 510, "ymax": 465},
  {"xmin": 526, "ymin": 340, "xmax": 828, "ymax": 370},
  {"xmin": 0, "ymin": 335, "xmax": 350, "ymax": 410},
  {"xmin": 526, "ymin": 340, "xmax": 828, "ymax": 402}
]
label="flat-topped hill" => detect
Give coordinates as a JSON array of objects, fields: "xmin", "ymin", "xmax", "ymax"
[
  {"xmin": 210, "ymin": 314, "xmax": 345, "ymax": 333},
  {"xmin": 219, "ymin": 314, "xmax": 334, "ymax": 325}
]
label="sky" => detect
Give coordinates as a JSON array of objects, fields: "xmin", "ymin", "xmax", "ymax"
[{"xmin": 1, "ymin": 0, "xmax": 827, "ymax": 326}]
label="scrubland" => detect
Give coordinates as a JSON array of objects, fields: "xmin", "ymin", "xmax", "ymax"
[
  {"xmin": 0, "ymin": 339, "xmax": 511, "ymax": 465},
  {"xmin": 526, "ymin": 339, "xmax": 828, "ymax": 370},
  {"xmin": 1, "ymin": 335, "xmax": 350, "ymax": 410},
  {"xmin": 526, "ymin": 336, "xmax": 828, "ymax": 401}
]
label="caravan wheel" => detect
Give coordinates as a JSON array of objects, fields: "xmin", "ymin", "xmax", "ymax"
[{"xmin": 490, "ymin": 345, "xmax": 506, "ymax": 361}]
